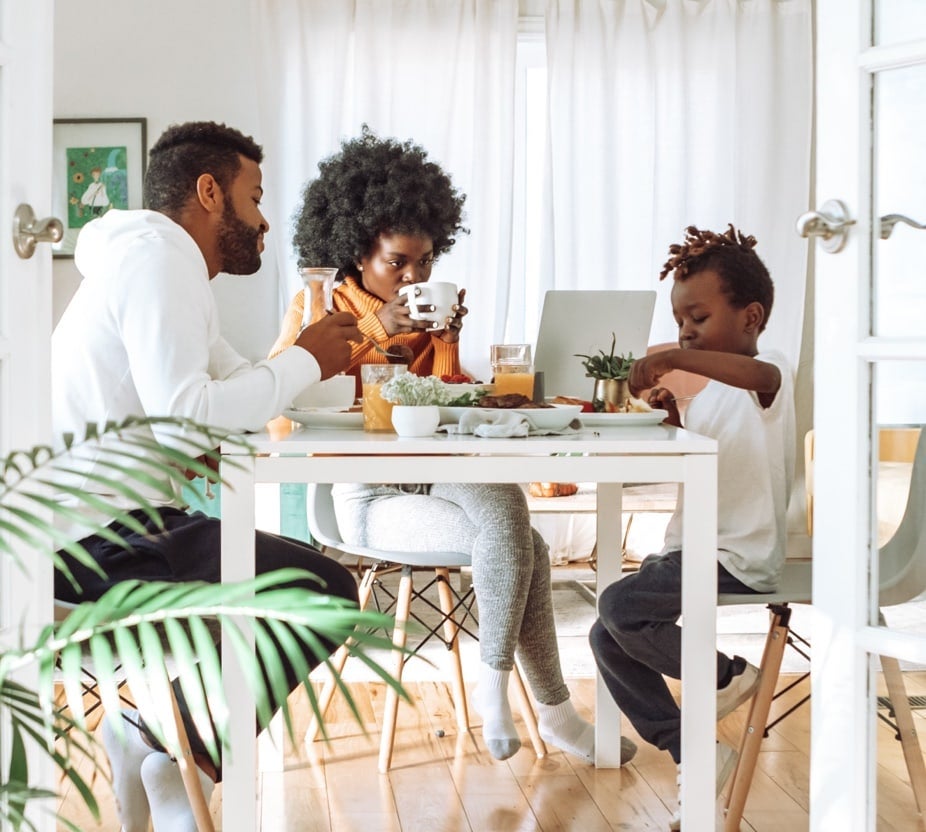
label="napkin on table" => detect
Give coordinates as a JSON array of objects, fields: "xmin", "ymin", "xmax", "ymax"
[{"xmin": 440, "ymin": 409, "xmax": 581, "ymax": 438}]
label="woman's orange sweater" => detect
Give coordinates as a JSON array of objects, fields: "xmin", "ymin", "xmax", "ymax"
[{"xmin": 267, "ymin": 276, "xmax": 461, "ymax": 396}]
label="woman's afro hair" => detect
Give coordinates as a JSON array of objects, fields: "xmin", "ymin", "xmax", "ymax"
[{"xmin": 292, "ymin": 126, "xmax": 467, "ymax": 278}]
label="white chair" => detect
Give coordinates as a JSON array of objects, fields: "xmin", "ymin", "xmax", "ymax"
[
  {"xmin": 719, "ymin": 424, "xmax": 926, "ymax": 830},
  {"xmin": 717, "ymin": 561, "xmax": 813, "ymax": 831},
  {"xmin": 304, "ymin": 483, "xmax": 547, "ymax": 772}
]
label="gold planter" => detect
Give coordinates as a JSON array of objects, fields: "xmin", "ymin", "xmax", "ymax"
[{"xmin": 592, "ymin": 378, "xmax": 630, "ymax": 412}]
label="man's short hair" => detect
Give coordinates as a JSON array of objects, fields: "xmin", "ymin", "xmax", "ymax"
[{"xmin": 143, "ymin": 121, "xmax": 263, "ymax": 216}]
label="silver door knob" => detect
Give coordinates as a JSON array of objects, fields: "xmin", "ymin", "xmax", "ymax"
[
  {"xmin": 12, "ymin": 203, "xmax": 64, "ymax": 259},
  {"xmin": 796, "ymin": 199, "xmax": 855, "ymax": 253}
]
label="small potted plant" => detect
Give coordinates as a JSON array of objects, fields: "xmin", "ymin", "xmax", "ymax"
[
  {"xmin": 380, "ymin": 374, "xmax": 452, "ymax": 436},
  {"xmin": 575, "ymin": 333, "xmax": 636, "ymax": 412}
]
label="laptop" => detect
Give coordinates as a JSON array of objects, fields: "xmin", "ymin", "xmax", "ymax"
[{"xmin": 533, "ymin": 290, "xmax": 657, "ymax": 399}]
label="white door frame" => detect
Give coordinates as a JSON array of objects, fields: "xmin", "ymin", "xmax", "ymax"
[
  {"xmin": 0, "ymin": 3, "xmax": 56, "ymax": 830},
  {"xmin": 811, "ymin": 4, "xmax": 926, "ymax": 828}
]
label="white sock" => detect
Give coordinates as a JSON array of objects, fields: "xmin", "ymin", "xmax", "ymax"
[
  {"xmin": 537, "ymin": 698, "xmax": 595, "ymax": 764},
  {"xmin": 140, "ymin": 752, "xmax": 215, "ymax": 832},
  {"xmin": 100, "ymin": 708, "xmax": 153, "ymax": 832},
  {"xmin": 472, "ymin": 664, "xmax": 520, "ymax": 760}
]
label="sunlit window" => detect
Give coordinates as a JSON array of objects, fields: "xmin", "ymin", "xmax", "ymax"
[{"xmin": 508, "ymin": 28, "xmax": 547, "ymax": 346}]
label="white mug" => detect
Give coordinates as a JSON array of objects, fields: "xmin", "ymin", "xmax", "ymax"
[{"xmin": 398, "ymin": 281, "xmax": 458, "ymax": 329}]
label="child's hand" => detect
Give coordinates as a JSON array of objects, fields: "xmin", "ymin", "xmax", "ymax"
[
  {"xmin": 647, "ymin": 386, "xmax": 682, "ymax": 427},
  {"xmin": 628, "ymin": 351, "xmax": 675, "ymax": 397}
]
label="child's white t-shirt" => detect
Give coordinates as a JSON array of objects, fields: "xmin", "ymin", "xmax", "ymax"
[{"xmin": 661, "ymin": 349, "xmax": 796, "ymax": 592}]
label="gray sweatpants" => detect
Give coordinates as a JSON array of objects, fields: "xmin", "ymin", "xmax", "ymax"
[{"xmin": 332, "ymin": 482, "xmax": 569, "ymax": 705}]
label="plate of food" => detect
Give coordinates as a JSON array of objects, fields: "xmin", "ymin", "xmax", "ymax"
[
  {"xmin": 578, "ymin": 409, "xmax": 669, "ymax": 427},
  {"xmin": 284, "ymin": 408, "xmax": 364, "ymax": 430},
  {"xmin": 439, "ymin": 402, "xmax": 583, "ymax": 432}
]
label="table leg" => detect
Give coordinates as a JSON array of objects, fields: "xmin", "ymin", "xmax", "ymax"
[
  {"xmin": 221, "ymin": 455, "xmax": 258, "ymax": 832},
  {"xmin": 679, "ymin": 454, "xmax": 718, "ymax": 830},
  {"xmin": 595, "ymin": 482, "xmax": 624, "ymax": 767}
]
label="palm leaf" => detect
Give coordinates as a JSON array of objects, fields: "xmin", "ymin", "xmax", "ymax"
[{"xmin": 0, "ymin": 416, "xmax": 408, "ymax": 830}]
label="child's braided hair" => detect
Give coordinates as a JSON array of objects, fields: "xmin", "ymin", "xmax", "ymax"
[{"xmin": 660, "ymin": 224, "xmax": 774, "ymax": 331}]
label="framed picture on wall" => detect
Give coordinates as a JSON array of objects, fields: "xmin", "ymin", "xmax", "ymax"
[{"xmin": 52, "ymin": 117, "xmax": 147, "ymax": 258}]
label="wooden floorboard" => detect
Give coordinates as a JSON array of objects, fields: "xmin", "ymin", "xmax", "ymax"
[{"xmin": 56, "ymin": 673, "xmax": 926, "ymax": 831}]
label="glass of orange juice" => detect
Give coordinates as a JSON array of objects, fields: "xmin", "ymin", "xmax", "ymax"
[
  {"xmin": 490, "ymin": 343, "xmax": 534, "ymax": 399},
  {"xmin": 361, "ymin": 364, "xmax": 406, "ymax": 431}
]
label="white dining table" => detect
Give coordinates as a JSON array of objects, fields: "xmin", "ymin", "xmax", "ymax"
[{"xmin": 219, "ymin": 421, "xmax": 718, "ymax": 830}]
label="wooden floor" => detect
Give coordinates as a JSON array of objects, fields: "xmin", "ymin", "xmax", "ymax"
[{"xmin": 57, "ymin": 671, "xmax": 926, "ymax": 832}]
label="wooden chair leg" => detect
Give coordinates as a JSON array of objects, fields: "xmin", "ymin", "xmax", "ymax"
[
  {"xmin": 378, "ymin": 565, "xmax": 413, "ymax": 773},
  {"xmin": 435, "ymin": 567, "xmax": 470, "ymax": 731},
  {"xmin": 881, "ymin": 653, "xmax": 926, "ymax": 813},
  {"xmin": 168, "ymin": 670, "xmax": 215, "ymax": 832},
  {"xmin": 723, "ymin": 606, "xmax": 791, "ymax": 832},
  {"xmin": 305, "ymin": 565, "xmax": 376, "ymax": 744},
  {"xmin": 509, "ymin": 661, "xmax": 547, "ymax": 758}
]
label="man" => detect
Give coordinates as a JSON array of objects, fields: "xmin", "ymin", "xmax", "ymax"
[{"xmin": 52, "ymin": 121, "xmax": 362, "ymax": 832}]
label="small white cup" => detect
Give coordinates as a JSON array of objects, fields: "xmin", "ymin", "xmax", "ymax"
[
  {"xmin": 291, "ymin": 374, "xmax": 356, "ymax": 410},
  {"xmin": 398, "ymin": 281, "xmax": 458, "ymax": 329}
]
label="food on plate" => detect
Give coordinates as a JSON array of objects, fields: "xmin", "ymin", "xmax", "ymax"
[
  {"xmin": 440, "ymin": 372, "xmax": 475, "ymax": 384},
  {"xmin": 551, "ymin": 395, "xmax": 595, "ymax": 413},
  {"xmin": 624, "ymin": 396, "xmax": 653, "ymax": 413},
  {"xmin": 476, "ymin": 393, "xmax": 551, "ymax": 409},
  {"xmin": 529, "ymin": 482, "xmax": 579, "ymax": 498}
]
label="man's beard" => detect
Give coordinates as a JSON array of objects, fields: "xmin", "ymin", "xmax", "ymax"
[{"xmin": 216, "ymin": 201, "xmax": 261, "ymax": 275}]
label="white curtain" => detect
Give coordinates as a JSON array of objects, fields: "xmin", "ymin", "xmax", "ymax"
[
  {"xmin": 251, "ymin": 0, "xmax": 812, "ymax": 374},
  {"xmin": 541, "ymin": 0, "xmax": 813, "ymax": 364},
  {"xmin": 251, "ymin": 0, "xmax": 519, "ymax": 376}
]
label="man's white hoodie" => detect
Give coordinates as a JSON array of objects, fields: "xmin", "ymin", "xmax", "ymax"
[{"xmin": 51, "ymin": 209, "xmax": 318, "ymax": 531}]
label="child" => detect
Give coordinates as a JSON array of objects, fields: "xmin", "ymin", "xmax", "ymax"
[{"xmin": 588, "ymin": 224, "xmax": 795, "ymax": 830}]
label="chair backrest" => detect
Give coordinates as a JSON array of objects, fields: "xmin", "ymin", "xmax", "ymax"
[
  {"xmin": 305, "ymin": 483, "xmax": 473, "ymax": 568},
  {"xmin": 879, "ymin": 427, "xmax": 926, "ymax": 607}
]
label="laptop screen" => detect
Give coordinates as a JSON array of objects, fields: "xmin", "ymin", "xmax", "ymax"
[{"xmin": 533, "ymin": 290, "xmax": 657, "ymax": 399}]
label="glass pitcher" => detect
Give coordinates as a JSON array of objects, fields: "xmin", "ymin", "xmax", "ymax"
[{"xmin": 299, "ymin": 267, "xmax": 338, "ymax": 327}]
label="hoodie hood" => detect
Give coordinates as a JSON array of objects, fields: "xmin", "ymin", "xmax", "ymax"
[{"xmin": 74, "ymin": 209, "xmax": 206, "ymax": 284}]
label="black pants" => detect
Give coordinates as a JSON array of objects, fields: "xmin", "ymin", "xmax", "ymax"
[{"xmin": 55, "ymin": 507, "xmax": 358, "ymax": 780}]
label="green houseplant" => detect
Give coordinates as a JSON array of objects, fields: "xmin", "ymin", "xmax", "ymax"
[
  {"xmin": 575, "ymin": 333, "xmax": 636, "ymax": 412},
  {"xmin": 0, "ymin": 417, "xmax": 402, "ymax": 831}
]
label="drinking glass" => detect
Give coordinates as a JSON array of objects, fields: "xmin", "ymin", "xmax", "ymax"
[
  {"xmin": 361, "ymin": 364, "xmax": 406, "ymax": 431},
  {"xmin": 490, "ymin": 343, "xmax": 535, "ymax": 398}
]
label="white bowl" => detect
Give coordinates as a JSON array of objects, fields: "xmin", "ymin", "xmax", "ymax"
[{"xmin": 292, "ymin": 374, "xmax": 356, "ymax": 410}]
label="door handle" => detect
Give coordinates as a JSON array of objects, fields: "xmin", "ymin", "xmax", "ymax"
[
  {"xmin": 12, "ymin": 203, "xmax": 64, "ymax": 259},
  {"xmin": 795, "ymin": 199, "xmax": 855, "ymax": 253},
  {"xmin": 880, "ymin": 213, "xmax": 926, "ymax": 240}
]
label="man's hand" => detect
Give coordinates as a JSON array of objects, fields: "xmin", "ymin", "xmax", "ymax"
[
  {"xmin": 295, "ymin": 311, "xmax": 362, "ymax": 379},
  {"xmin": 183, "ymin": 451, "xmax": 220, "ymax": 480}
]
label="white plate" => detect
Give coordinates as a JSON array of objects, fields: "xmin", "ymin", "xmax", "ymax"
[
  {"xmin": 284, "ymin": 409, "xmax": 364, "ymax": 430},
  {"xmin": 439, "ymin": 403, "xmax": 583, "ymax": 431},
  {"xmin": 578, "ymin": 409, "xmax": 668, "ymax": 427}
]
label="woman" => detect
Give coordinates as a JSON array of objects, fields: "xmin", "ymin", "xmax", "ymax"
[{"xmin": 272, "ymin": 128, "xmax": 634, "ymax": 764}]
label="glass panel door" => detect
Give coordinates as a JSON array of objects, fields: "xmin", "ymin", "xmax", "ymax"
[{"xmin": 813, "ymin": 2, "xmax": 926, "ymax": 827}]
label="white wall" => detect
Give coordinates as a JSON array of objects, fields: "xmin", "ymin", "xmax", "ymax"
[{"xmin": 53, "ymin": 0, "xmax": 280, "ymax": 361}]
